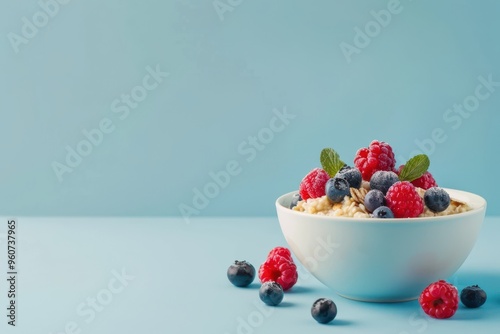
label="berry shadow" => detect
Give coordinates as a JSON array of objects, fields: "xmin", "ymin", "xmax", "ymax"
[
  {"xmin": 277, "ymin": 301, "xmax": 295, "ymax": 308},
  {"xmin": 245, "ymin": 283, "xmax": 261, "ymax": 290},
  {"xmin": 323, "ymin": 319, "xmax": 355, "ymax": 326},
  {"xmin": 286, "ymin": 286, "xmax": 317, "ymax": 294},
  {"xmin": 450, "ymin": 306, "xmax": 489, "ymax": 320},
  {"xmin": 494, "ymin": 295, "xmax": 500, "ymax": 305}
]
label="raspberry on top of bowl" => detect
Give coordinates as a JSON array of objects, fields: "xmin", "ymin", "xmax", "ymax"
[{"xmin": 292, "ymin": 140, "xmax": 471, "ymax": 219}]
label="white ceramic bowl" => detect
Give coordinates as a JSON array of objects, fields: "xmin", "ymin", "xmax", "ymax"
[{"xmin": 275, "ymin": 189, "xmax": 486, "ymax": 302}]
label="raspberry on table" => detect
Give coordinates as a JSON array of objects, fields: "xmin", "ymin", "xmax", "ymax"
[
  {"xmin": 419, "ymin": 280, "xmax": 459, "ymax": 319},
  {"xmin": 397, "ymin": 165, "xmax": 437, "ymax": 190},
  {"xmin": 385, "ymin": 181, "xmax": 424, "ymax": 218},
  {"xmin": 354, "ymin": 140, "xmax": 396, "ymax": 181},
  {"xmin": 299, "ymin": 168, "xmax": 330, "ymax": 200},
  {"xmin": 267, "ymin": 247, "xmax": 292, "ymax": 261},
  {"xmin": 258, "ymin": 254, "xmax": 298, "ymax": 291}
]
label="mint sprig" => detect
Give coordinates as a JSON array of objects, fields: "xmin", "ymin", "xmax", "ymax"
[
  {"xmin": 320, "ymin": 148, "xmax": 345, "ymax": 177},
  {"xmin": 398, "ymin": 154, "xmax": 430, "ymax": 182}
]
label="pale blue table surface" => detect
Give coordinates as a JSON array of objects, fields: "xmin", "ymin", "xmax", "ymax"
[{"xmin": 1, "ymin": 217, "xmax": 499, "ymax": 334}]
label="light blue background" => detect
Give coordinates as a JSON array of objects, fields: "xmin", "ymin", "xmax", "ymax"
[{"xmin": 1, "ymin": 0, "xmax": 499, "ymax": 216}]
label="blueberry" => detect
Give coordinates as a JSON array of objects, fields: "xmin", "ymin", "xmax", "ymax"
[
  {"xmin": 290, "ymin": 193, "xmax": 302, "ymax": 209},
  {"xmin": 311, "ymin": 298, "xmax": 337, "ymax": 324},
  {"xmin": 424, "ymin": 187, "xmax": 450, "ymax": 212},
  {"xmin": 259, "ymin": 282, "xmax": 284, "ymax": 306},
  {"xmin": 460, "ymin": 285, "xmax": 487, "ymax": 308},
  {"xmin": 364, "ymin": 189, "xmax": 385, "ymax": 213},
  {"xmin": 325, "ymin": 176, "xmax": 350, "ymax": 203},
  {"xmin": 227, "ymin": 260, "xmax": 255, "ymax": 287},
  {"xmin": 372, "ymin": 206, "xmax": 394, "ymax": 218},
  {"xmin": 336, "ymin": 166, "xmax": 362, "ymax": 189},
  {"xmin": 370, "ymin": 171, "xmax": 399, "ymax": 195}
]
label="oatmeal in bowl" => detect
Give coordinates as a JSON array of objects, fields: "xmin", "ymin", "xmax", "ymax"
[{"xmin": 293, "ymin": 185, "xmax": 471, "ymax": 218}]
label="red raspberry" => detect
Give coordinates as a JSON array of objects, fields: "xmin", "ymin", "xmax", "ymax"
[
  {"xmin": 299, "ymin": 168, "xmax": 330, "ymax": 200},
  {"xmin": 354, "ymin": 140, "xmax": 396, "ymax": 181},
  {"xmin": 419, "ymin": 280, "xmax": 459, "ymax": 319},
  {"xmin": 267, "ymin": 247, "xmax": 292, "ymax": 261},
  {"xmin": 397, "ymin": 165, "xmax": 437, "ymax": 190},
  {"xmin": 259, "ymin": 254, "xmax": 298, "ymax": 291},
  {"xmin": 412, "ymin": 172, "xmax": 437, "ymax": 189},
  {"xmin": 385, "ymin": 181, "xmax": 424, "ymax": 218}
]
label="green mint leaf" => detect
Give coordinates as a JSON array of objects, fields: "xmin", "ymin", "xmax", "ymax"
[
  {"xmin": 398, "ymin": 154, "xmax": 430, "ymax": 182},
  {"xmin": 320, "ymin": 148, "xmax": 345, "ymax": 177}
]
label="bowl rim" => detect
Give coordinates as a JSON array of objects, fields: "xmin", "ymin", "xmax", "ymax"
[{"xmin": 276, "ymin": 188, "xmax": 487, "ymax": 224}]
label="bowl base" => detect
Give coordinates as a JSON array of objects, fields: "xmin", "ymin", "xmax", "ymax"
[{"xmin": 336, "ymin": 293, "xmax": 419, "ymax": 303}]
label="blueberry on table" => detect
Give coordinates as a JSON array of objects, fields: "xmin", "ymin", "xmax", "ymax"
[
  {"xmin": 259, "ymin": 282, "xmax": 284, "ymax": 306},
  {"xmin": 311, "ymin": 298, "xmax": 337, "ymax": 324},
  {"xmin": 227, "ymin": 260, "xmax": 255, "ymax": 287},
  {"xmin": 460, "ymin": 285, "xmax": 487, "ymax": 308}
]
